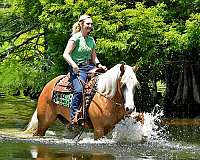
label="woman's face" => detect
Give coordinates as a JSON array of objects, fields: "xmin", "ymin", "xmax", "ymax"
[{"xmin": 82, "ymin": 18, "xmax": 93, "ymax": 32}]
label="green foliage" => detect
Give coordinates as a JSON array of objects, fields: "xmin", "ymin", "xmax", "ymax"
[
  {"xmin": 161, "ymin": 0, "xmax": 200, "ymax": 22},
  {"xmin": 185, "ymin": 13, "xmax": 200, "ymax": 49},
  {"xmin": 164, "ymin": 26, "xmax": 188, "ymax": 53},
  {"xmin": 120, "ymin": 3, "xmax": 167, "ymax": 66},
  {"xmin": 0, "ymin": 59, "xmax": 37, "ymax": 94}
]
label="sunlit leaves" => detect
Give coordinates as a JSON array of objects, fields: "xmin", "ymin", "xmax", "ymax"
[
  {"xmin": 185, "ymin": 13, "xmax": 200, "ymax": 48},
  {"xmin": 164, "ymin": 27, "xmax": 187, "ymax": 52}
]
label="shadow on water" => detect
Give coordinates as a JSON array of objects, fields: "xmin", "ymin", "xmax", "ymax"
[{"xmin": 0, "ymin": 96, "xmax": 200, "ymax": 159}]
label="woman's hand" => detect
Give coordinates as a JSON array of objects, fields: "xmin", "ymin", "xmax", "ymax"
[
  {"xmin": 97, "ymin": 63, "xmax": 107, "ymax": 71},
  {"xmin": 72, "ymin": 64, "xmax": 79, "ymax": 74}
]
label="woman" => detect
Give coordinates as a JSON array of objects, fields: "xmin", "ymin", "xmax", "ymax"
[{"xmin": 63, "ymin": 15, "xmax": 106, "ymax": 129}]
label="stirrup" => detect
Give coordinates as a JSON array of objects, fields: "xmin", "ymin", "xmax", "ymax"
[
  {"xmin": 77, "ymin": 118, "xmax": 85, "ymax": 125},
  {"xmin": 73, "ymin": 109, "xmax": 82, "ymax": 124}
]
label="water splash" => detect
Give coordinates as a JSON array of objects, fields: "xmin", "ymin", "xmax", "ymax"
[
  {"xmin": 112, "ymin": 104, "xmax": 165, "ymax": 143},
  {"xmin": 143, "ymin": 105, "xmax": 165, "ymax": 142}
]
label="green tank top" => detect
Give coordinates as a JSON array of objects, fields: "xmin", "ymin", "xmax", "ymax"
[{"xmin": 69, "ymin": 32, "xmax": 96, "ymax": 64}]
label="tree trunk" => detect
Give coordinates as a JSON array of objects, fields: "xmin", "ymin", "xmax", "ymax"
[{"xmin": 173, "ymin": 63, "xmax": 200, "ymax": 104}]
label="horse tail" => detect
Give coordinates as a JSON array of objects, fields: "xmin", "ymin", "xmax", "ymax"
[{"xmin": 24, "ymin": 109, "xmax": 38, "ymax": 133}]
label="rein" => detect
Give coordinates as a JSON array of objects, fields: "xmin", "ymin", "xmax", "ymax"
[{"xmin": 96, "ymin": 91, "xmax": 124, "ymax": 107}]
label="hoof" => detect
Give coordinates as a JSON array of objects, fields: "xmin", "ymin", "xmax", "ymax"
[{"xmin": 33, "ymin": 132, "xmax": 44, "ymax": 137}]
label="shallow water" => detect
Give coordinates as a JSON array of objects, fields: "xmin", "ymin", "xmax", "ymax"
[{"xmin": 0, "ymin": 96, "xmax": 200, "ymax": 160}]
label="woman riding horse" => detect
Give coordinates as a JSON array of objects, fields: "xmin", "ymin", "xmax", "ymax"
[
  {"xmin": 25, "ymin": 63, "xmax": 143, "ymax": 140},
  {"xmin": 63, "ymin": 15, "xmax": 106, "ymax": 130}
]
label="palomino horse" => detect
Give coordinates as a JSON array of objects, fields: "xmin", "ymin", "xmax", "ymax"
[{"xmin": 25, "ymin": 64, "xmax": 143, "ymax": 139}]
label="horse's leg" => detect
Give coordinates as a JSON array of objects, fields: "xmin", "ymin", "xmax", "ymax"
[
  {"xmin": 94, "ymin": 125, "xmax": 113, "ymax": 140},
  {"xmin": 94, "ymin": 127, "xmax": 105, "ymax": 140},
  {"xmin": 57, "ymin": 106, "xmax": 71, "ymax": 127},
  {"xmin": 35, "ymin": 102, "xmax": 57, "ymax": 136}
]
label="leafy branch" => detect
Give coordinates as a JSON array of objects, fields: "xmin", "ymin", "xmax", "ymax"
[
  {"xmin": 0, "ymin": 23, "xmax": 40, "ymax": 42},
  {"xmin": 0, "ymin": 32, "xmax": 44, "ymax": 60}
]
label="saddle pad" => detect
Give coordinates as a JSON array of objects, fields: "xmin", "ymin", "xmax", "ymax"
[
  {"xmin": 52, "ymin": 91, "xmax": 73, "ymax": 107},
  {"xmin": 52, "ymin": 74, "xmax": 73, "ymax": 107},
  {"xmin": 53, "ymin": 74, "xmax": 74, "ymax": 93}
]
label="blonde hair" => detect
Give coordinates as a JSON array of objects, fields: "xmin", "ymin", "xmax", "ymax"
[
  {"xmin": 71, "ymin": 15, "xmax": 91, "ymax": 34},
  {"xmin": 72, "ymin": 22, "xmax": 81, "ymax": 34}
]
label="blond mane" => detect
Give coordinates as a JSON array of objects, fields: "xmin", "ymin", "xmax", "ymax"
[{"xmin": 97, "ymin": 64, "xmax": 122, "ymax": 97}]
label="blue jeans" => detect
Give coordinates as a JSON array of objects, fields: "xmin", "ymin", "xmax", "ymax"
[{"xmin": 70, "ymin": 63, "xmax": 95, "ymax": 125}]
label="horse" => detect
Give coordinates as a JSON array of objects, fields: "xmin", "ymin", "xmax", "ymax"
[{"xmin": 25, "ymin": 63, "xmax": 144, "ymax": 140}]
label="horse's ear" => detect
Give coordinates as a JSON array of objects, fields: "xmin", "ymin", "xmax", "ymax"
[
  {"xmin": 133, "ymin": 65, "xmax": 139, "ymax": 72},
  {"xmin": 120, "ymin": 64, "xmax": 125, "ymax": 77}
]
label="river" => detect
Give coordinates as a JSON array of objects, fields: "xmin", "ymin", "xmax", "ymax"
[{"xmin": 0, "ymin": 96, "xmax": 200, "ymax": 159}]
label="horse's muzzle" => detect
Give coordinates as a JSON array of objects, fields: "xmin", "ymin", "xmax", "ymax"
[
  {"xmin": 125, "ymin": 107, "xmax": 134, "ymax": 114},
  {"xmin": 125, "ymin": 104, "xmax": 136, "ymax": 114}
]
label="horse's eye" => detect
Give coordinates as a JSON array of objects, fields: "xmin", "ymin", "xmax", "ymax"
[{"xmin": 121, "ymin": 83, "xmax": 126, "ymax": 89}]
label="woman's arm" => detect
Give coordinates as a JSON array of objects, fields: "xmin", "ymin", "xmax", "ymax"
[
  {"xmin": 91, "ymin": 49, "xmax": 100, "ymax": 65},
  {"xmin": 91, "ymin": 49, "xmax": 107, "ymax": 69},
  {"xmin": 63, "ymin": 40, "xmax": 79, "ymax": 73}
]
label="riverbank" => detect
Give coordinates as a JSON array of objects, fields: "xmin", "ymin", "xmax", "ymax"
[{"xmin": 161, "ymin": 118, "xmax": 200, "ymax": 126}]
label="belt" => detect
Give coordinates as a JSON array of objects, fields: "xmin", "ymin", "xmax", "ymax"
[{"xmin": 77, "ymin": 60, "xmax": 92, "ymax": 66}]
